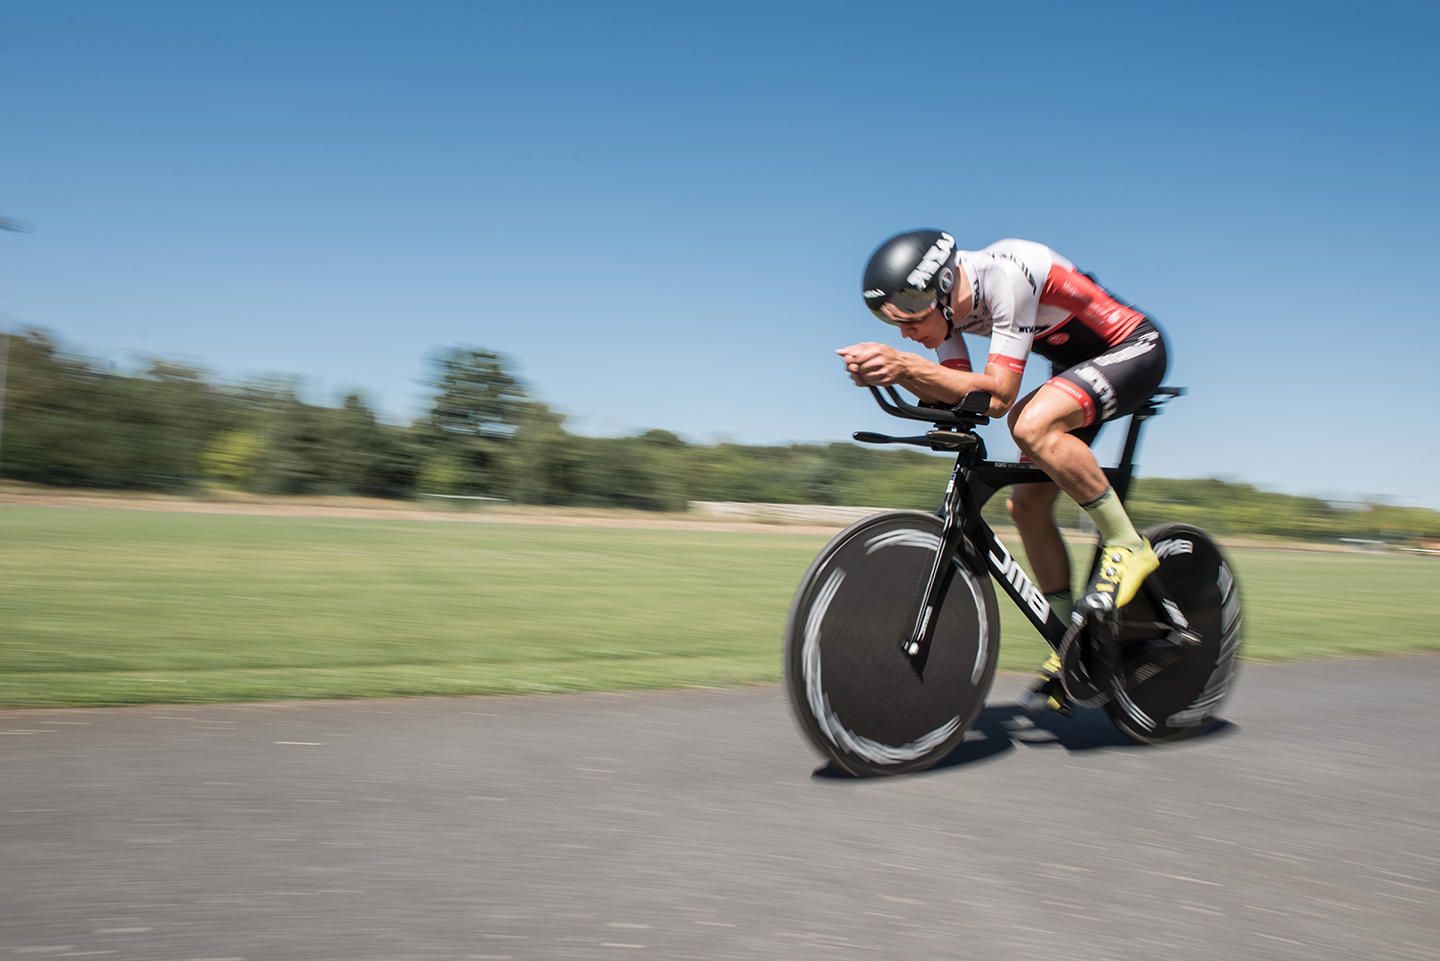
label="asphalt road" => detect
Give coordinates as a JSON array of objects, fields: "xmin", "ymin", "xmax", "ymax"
[{"xmin": 3, "ymin": 655, "xmax": 1438, "ymax": 961}]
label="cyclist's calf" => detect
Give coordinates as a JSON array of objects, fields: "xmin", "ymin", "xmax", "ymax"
[
  {"xmin": 1005, "ymin": 483, "xmax": 1071, "ymax": 596},
  {"xmin": 1006, "ymin": 482, "xmax": 1060, "ymax": 525}
]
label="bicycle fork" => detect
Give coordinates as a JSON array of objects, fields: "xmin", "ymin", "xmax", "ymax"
[
  {"xmin": 900, "ymin": 440, "xmax": 1042, "ymax": 680},
  {"xmin": 900, "ymin": 458, "xmax": 971, "ymax": 680},
  {"xmin": 901, "ymin": 438, "xmax": 1077, "ymax": 681}
]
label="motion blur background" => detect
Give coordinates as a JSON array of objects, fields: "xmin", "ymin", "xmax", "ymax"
[
  {"xmin": 4, "ymin": 12, "xmax": 1438, "ymax": 958},
  {"xmin": 2, "ymin": 0, "xmax": 1437, "ymax": 508}
]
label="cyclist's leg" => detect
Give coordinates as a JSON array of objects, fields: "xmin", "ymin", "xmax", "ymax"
[
  {"xmin": 1006, "ymin": 480, "xmax": 1068, "ymax": 596},
  {"xmin": 1013, "ymin": 403, "xmax": 1150, "ymax": 627},
  {"xmin": 1006, "ymin": 416, "xmax": 1104, "ymax": 620},
  {"xmin": 1013, "ymin": 389, "xmax": 1155, "ymax": 613},
  {"xmin": 1008, "ymin": 386, "xmax": 1116, "ymax": 525},
  {"xmin": 1014, "ymin": 324, "xmax": 1168, "ymax": 614},
  {"xmin": 1008, "ymin": 393, "xmax": 1107, "ymax": 713}
]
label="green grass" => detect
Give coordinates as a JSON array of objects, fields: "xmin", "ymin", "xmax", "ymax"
[
  {"xmin": 1, "ymin": 507, "xmax": 1436, "ymax": 706},
  {"xmin": 995, "ymin": 541, "xmax": 1440, "ymax": 669},
  {"xmin": 1212, "ymin": 549, "xmax": 1439, "ymax": 661}
]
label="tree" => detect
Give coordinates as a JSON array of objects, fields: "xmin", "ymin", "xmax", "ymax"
[
  {"xmin": 200, "ymin": 429, "xmax": 267, "ymax": 486},
  {"xmin": 428, "ymin": 348, "xmax": 528, "ymax": 439},
  {"xmin": 422, "ymin": 347, "xmax": 532, "ymax": 496},
  {"xmin": 0, "ymin": 331, "xmax": 235, "ymax": 490},
  {"xmin": 505, "ymin": 400, "xmax": 581, "ymax": 504}
]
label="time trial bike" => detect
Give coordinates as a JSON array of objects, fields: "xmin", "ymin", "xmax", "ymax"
[{"xmin": 783, "ymin": 386, "xmax": 1241, "ymax": 777}]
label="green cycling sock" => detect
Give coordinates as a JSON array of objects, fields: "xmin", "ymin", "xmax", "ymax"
[
  {"xmin": 1044, "ymin": 589, "xmax": 1074, "ymax": 624},
  {"xmin": 1081, "ymin": 487, "xmax": 1144, "ymax": 551}
]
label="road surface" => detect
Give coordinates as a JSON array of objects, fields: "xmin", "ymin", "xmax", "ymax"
[{"xmin": 2, "ymin": 655, "xmax": 1437, "ymax": 960}]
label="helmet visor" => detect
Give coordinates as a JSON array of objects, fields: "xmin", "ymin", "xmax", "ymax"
[{"xmin": 866, "ymin": 287, "xmax": 938, "ymax": 326}]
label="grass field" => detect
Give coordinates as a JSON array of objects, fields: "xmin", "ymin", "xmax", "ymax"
[{"xmin": 2, "ymin": 506, "xmax": 1436, "ymax": 707}]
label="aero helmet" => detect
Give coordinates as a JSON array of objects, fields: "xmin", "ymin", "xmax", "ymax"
[{"xmin": 861, "ymin": 229, "xmax": 956, "ymax": 326}]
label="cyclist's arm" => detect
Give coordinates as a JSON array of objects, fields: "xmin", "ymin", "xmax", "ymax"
[
  {"xmin": 837, "ymin": 343, "xmax": 1023, "ymax": 415},
  {"xmin": 896, "ymin": 354, "xmax": 1023, "ymax": 415}
]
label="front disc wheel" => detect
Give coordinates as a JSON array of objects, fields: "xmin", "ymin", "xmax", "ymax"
[{"xmin": 783, "ymin": 511, "xmax": 1000, "ymax": 776}]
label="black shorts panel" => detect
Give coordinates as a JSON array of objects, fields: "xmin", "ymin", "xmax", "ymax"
[{"xmin": 1048, "ymin": 319, "xmax": 1168, "ymax": 428}]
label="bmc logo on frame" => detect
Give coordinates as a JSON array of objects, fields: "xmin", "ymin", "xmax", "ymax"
[{"xmin": 988, "ymin": 541, "xmax": 1051, "ymax": 621}]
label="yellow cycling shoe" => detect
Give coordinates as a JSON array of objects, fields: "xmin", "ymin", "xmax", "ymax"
[
  {"xmin": 1018, "ymin": 652, "xmax": 1070, "ymax": 715},
  {"xmin": 1080, "ymin": 539, "xmax": 1160, "ymax": 615}
]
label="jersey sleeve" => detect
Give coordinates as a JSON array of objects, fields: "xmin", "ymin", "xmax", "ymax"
[
  {"xmin": 984, "ymin": 262, "xmax": 1039, "ymax": 374},
  {"xmin": 935, "ymin": 332, "xmax": 973, "ymax": 372}
]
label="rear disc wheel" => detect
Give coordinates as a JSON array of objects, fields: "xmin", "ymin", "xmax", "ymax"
[{"xmin": 1103, "ymin": 524, "xmax": 1242, "ymax": 744}]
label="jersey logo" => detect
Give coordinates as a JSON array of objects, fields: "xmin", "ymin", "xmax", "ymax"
[
  {"xmin": 993, "ymin": 250, "xmax": 1038, "ymax": 293},
  {"xmin": 1047, "ymin": 332, "xmax": 1069, "ymax": 345},
  {"xmin": 905, "ymin": 233, "xmax": 955, "ymax": 290}
]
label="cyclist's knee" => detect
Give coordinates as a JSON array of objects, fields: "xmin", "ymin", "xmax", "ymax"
[
  {"xmin": 1008, "ymin": 496, "xmax": 1043, "ymax": 526},
  {"xmin": 1010, "ymin": 408, "xmax": 1054, "ymax": 456},
  {"xmin": 1011, "ymin": 384, "xmax": 1089, "ymax": 457}
]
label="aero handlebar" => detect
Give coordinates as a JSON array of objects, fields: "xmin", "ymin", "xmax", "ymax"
[{"xmin": 866, "ymin": 386, "xmax": 993, "ymax": 425}]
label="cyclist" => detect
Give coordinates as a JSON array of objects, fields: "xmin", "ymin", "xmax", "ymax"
[{"xmin": 837, "ymin": 230, "xmax": 1168, "ymax": 712}]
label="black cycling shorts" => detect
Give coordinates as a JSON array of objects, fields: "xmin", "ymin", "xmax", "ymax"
[{"xmin": 1047, "ymin": 318, "xmax": 1168, "ymax": 445}]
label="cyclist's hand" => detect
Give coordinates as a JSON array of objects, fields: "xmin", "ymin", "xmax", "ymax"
[{"xmin": 836, "ymin": 343, "xmax": 909, "ymax": 386}]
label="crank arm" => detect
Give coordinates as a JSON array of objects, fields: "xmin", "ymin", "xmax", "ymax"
[
  {"xmin": 1165, "ymin": 627, "xmax": 1203, "ymax": 647},
  {"xmin": 1141, "ymin": 571, "xmax": 1204, "ymax": 646}
]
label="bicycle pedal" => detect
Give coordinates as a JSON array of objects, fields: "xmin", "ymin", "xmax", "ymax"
[
  {"xmin": 1164, "ymin": 627, "xmax": 1202, "ymax": 647},
  {"xmin": 1018, "ymin": 678, "xmax": 1072, "ymax": 717}
]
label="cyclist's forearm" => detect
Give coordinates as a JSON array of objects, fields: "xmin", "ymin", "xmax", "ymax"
[{"xmin": 897, "ymin": 358, "xmax": 1018, "ymax": 413}]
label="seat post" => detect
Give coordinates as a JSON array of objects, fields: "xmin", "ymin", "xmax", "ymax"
[
  {"xmin": 1113, "ymin": 388, "xmax": 1185, "ymax": 498},
  {"xmin": 1112, "ymin": 407, "xmax": 1155, "ymax": 503}
]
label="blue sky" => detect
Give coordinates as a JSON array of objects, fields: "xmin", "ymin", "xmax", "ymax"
[{"xmin": 2, "ymin": 1, "xmax": 1437, "ymax": 506}]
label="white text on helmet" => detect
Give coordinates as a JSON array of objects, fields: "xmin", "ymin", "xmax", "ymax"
[{"xmin": 904, "ymin": 233, "xmax": 955, "ymax": 291}]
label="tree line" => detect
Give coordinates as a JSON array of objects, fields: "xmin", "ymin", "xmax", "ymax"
[
  {"xmin": 2, "ymin": 329, "xmax": 1436, "ymax": 543},
  {"xmin": 0, "ymin": 329, "xmax": 957, "ymax": 511}
]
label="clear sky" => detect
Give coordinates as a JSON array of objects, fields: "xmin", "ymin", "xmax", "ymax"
[{"xmin": 3, "ymin": 1, "xmax": 1437, "ymax": 506}]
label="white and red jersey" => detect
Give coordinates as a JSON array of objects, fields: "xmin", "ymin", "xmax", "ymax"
[{"xmin": 934, "ymin": 239, "xmax": 1146, "ymax": 375}]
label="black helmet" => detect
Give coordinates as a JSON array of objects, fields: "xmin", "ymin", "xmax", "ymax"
[{"xmin": 861, "ymin": 229, "xmax": 956, "ymax": 326}]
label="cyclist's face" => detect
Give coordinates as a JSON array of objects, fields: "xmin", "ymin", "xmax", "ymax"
[{"xmin": 889, "ymin": 306, "xmax": 949, "ymax": 349}]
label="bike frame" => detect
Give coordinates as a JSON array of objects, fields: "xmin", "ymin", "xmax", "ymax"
[{"xmin": 858, "ymin": 386, "xmax": 1183, "ymax": 680}]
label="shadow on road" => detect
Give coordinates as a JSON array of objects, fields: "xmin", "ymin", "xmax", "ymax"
[{"xmin": 812, "ymin": 704, "xmax": 1239, "ymax": 779}]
